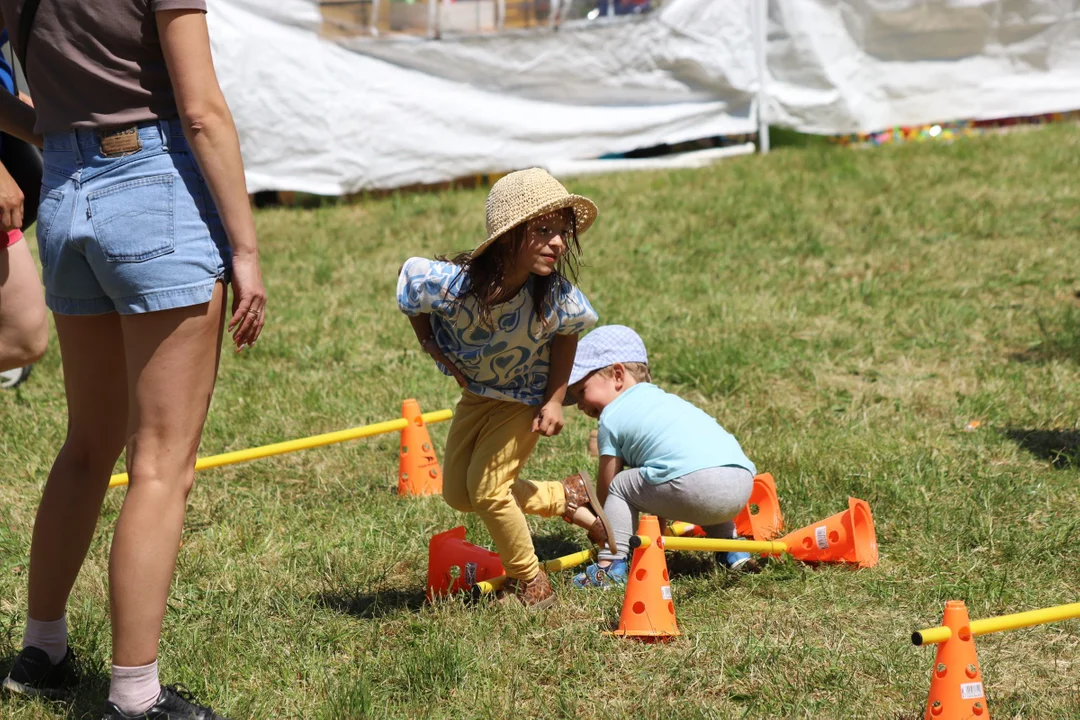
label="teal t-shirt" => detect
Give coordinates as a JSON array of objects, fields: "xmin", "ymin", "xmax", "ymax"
[{"xmin": 596, "ymin": 383, "xmax": 756, "ymax": 484}]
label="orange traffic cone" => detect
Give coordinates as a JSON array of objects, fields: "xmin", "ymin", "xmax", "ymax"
[
  {"xmin": 778, "ymin": 497, "xmax": 879, "ymax": 567},
  {"xmin": 608, "ymin": 515, "xmax": 680, "ymax": 641},
  {"xmin": 923, "ymin": 601, "xmax": 988, "ymax": 719},
  {"xmin": 425, "ymin": 526, "xmax": 505, "ymax": 601},
  {"xmin": 734, "ymin": 473, "xmax": 784, "ymax": 541},
  {"xmin": 399, "ymin": 398, "xmax": 443, "ymax": 496}
]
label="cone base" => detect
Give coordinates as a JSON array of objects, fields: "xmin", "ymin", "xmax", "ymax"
[
  {"xmin": 604, "ymin": 629, "xmax": 680, "ymax": 642},
  {"xmin": 399, "ymin": 483, "xmax": 440, "ymax": 497}
]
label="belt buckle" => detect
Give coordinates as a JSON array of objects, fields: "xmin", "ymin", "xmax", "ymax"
[{"xmin": 97, "ymin": 126, "xmax": 142, "ymax": 157}]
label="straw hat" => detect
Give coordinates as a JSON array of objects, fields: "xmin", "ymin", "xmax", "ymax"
[{"xmin": 475, "ymin": 168, "xmax": 598, "ymax": 257}]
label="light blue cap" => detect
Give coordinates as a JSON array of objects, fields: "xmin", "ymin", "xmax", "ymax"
[{"xmin": 567, "ymin": 325, "xmax": 649, "ymax": 390}]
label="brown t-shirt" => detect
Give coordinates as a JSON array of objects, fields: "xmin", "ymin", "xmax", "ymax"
[{"xmin": 0, "ymin": 0, "xmax": 207, "ymax": 135}]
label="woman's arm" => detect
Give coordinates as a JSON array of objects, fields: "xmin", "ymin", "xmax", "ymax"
[
  {"xmin": 0, "ymin": 90, "xmax": 39, "ymax": 147},
  {"xmin": 157, "ymin": 9, "xmax": 265, "ymax": 350},
  {"xmin": 532, "ymin": 332, "xmax": 578, "ymax": 436}
]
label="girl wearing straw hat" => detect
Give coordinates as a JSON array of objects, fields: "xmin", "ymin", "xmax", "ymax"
[{"xmin": 397, "ymin": 168, "xmax": 615, "ymax": 608}]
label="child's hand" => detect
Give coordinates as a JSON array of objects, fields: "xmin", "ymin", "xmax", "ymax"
[{"xmin": 532, "ymin": 400, "xmax": 564, "ymax": 436}]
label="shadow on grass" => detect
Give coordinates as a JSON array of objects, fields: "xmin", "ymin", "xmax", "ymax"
[
  {"xmin": 316, "ymin": 587, "xmax": 428, "ymax": 620},
  {"xmin": 0, "ymin": 651, "xmax": 110, "ymax": 720},
  {"xmin": 1008, "ymin": 305, "xmax": 1080, "ymax": 365},
  {"xmin": 1004, "ymin": 428, "xmax": 1080, "ymax": 469},
  {"xmin": 1008, "ymin": 345, "xmax": 1080, "ymax": 364},
  {"xmin": 532, "ymin": 534, "xmax": 584, "ymax": 560},
  {"xmin": 666, "ymin": 551, "xmax": 718, "ymax": 579},
  {"xmin": 317, "ymin": 535, "xmax": 597, "ymax": 620}
]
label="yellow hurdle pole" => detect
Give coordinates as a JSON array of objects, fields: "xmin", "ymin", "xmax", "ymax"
[
  {"xmin": 472, "ymin": 548, "xmax": 597, "ymax": 596},
  {"xmin": 629, "ymin": 534, "xmax": 789, "ymax": 554},
  {"xmin": 912, "ymin": 602, "xmax": 1080, "ymax": 646},
  {"xmin": 108, "ymin": 409, "xmax": 454, "ymax": 489}
]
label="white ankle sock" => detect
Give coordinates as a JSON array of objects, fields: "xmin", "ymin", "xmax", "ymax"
[
  {"xmin": 108, "ymin": 661, "xmax": 160, "ymax": 716},
  {"xmin": 22, "ymin": 615, "xmax": 68, "ymax": 665}
]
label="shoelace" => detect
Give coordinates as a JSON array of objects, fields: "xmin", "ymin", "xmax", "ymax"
[{"xmin": 163, "ymin": 684, "xmax": 214, "ymax": 713}]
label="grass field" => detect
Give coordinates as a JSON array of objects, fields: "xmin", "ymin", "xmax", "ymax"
[{"xmin": 3, "ymin": 124, "xmax": 1080, "ymax": 719}]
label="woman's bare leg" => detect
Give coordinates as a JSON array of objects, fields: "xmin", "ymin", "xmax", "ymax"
[
  {"xmin": 109, "ymin": 282, "xmax": 225, "ymax": 666},
  {"xmin": 27, "ymin": 313, "xmax": 127, "ymax": 622}
]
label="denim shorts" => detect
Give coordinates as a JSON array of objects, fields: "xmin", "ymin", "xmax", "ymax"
[{"xmin": 38, "ymin": 119, "xmax": 231, "ymax": 315}]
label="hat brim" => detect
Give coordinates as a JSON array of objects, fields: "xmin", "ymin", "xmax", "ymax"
[
  {"xmin": 474, "ymin": 194, "xmax": 597, "ymax": 258},
  {"xmin": 562, "ymin": 363, "xmax": 597, "ymax": 406}
]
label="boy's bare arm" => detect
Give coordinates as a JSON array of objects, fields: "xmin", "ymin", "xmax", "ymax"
[{"xmin": 596, "ymin": 454, "xmax": 623, "ymax": 507}]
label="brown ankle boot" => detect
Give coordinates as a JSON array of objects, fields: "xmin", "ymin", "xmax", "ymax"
[
  {"xmin": 561, "ymin": 470, "xmax": 616, "ymax": 554},
  {"xmin": 502, "ymin": 569, "xmax": 556, "ymax": 609}
]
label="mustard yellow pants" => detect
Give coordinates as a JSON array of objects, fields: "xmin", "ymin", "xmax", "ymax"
[{"xmin": 442, "ymin": 391, "xmax": 566, "ymax": 581}]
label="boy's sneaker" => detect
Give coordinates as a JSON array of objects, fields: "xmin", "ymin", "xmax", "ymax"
[
  {"xmin": 102, "ymin": 685, "xmax": 230, "ymax": 720},
  {"xmin": 572, "ymin": 558, "xmax": 629, "ymax": 589},
  {"xmin": 716, "ymin": 551, "xmax": 761, "ymax": 573},
  {"xmin": 2, "ymin": 646, "xmax": 79, "ymax": 699}
]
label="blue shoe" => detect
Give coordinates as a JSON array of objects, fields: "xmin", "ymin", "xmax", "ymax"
[
  {"xmin": 572, "ymin": 559, "xmax": 628, "ymax": 589},
  {"xmin": 716, "ymin": 551, "xmax": 759, "ymax": 573}
]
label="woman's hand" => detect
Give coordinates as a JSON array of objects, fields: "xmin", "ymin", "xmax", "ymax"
[
  {"xmin": 0, "ymin": 162, "xmax": 24, "ymax": 232},
  {"xmin": 228, "ymin": 249, "xmax": 266, "ymax": 351},
  {"xmin": 532, "ymin": 399, "xmax": 565, "ymax": 436}
]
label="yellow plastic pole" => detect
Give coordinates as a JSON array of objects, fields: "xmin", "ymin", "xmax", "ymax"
[
  {"xmin": 912, "ymin": 602, "xmax": 1080, "ymax": 646},
  {"xmin": 108, "ymin": 409, "xmax": 453, "ymax": 489},
  {"xmin": 630, "ymin": 534, "xmax": 788, "ymax": 554},
  {"xmin": 473, "ymin": 548, "xmax": 596, "ymax": 596},
  {"xmin": 912, "ymin": 626, "xmax": 952, "ymax": 646}
]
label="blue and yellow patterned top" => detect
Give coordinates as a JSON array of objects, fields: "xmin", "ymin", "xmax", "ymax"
[{"xmin": 397, "ymin": 257, "xmax": 598, "ymax": 405}]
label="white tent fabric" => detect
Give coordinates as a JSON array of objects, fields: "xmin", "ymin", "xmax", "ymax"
[
  {"xmin": 209, "ymin": 0, "xmax": 1080, "ymax": 194},
  {"xmin": 210, "ymin": 0, "xmax": 758, "ymax": 194},
  {"xmin": 765, "ymin": 0, "xmax": 1080, "ymax": 134}
]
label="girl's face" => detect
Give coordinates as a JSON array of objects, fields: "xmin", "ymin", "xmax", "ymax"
[{"xmin": 516, "ymin": 211, "xmax": 569, "ymax": 277}]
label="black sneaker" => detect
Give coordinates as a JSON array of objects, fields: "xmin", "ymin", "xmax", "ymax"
[
  {"xmin": 0, "ymin": 364, "xmax": 33, "ymax": 390},
  {"xmin": 1, "ymin": 645, "xmax": 79, "ymax": 699},
  {"xmin": 102, "ymin": 684, "xmax": 230, "ymax": 720}
]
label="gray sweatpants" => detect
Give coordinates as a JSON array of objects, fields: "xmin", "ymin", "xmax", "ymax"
[{"xmin": 599, "ymin": 466, "xmax": 754, "ymax": 561}]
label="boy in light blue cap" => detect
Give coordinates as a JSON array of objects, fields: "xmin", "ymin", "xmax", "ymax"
[{"xmin": 565, "ymin": 325, "xmax": 758, "ymax": 587}]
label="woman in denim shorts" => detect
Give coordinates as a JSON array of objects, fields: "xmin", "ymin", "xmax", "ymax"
[{"xmin": 0, "ymin": 3, "xmax": 265, "ymax": 719}]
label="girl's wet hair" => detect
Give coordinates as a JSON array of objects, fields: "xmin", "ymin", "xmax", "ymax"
[{"xmin": 440, "ymin": 208, "xmax": 582, "ymax": 329}]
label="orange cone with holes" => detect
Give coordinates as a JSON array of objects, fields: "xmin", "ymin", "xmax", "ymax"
[
  {"xmin": 778, "ymin": 497, "xmax": 879, "ymax": 568},
  {"xmin": 608, "ymin": 514, "xmax": 680, "ymax": 641},
  {"xmin": 425, "ymin": 526, "xmax": 505, "ymax": 601},
  {"xmin": 734, "ymin": 473, "xmax": 784, "ymax": 540},
  {"xmin": 923, "ymin": 601, "xmax": 988, "ymax": 719},
  {"xmin": 399, "ymin": 398, "xmax": 443, "ymax": 496}
]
